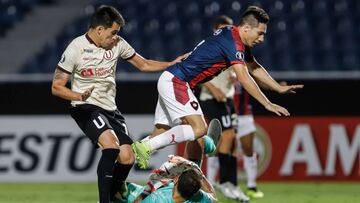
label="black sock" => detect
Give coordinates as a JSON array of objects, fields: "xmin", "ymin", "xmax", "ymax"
[
  {"xmin": 228, "ymin": 155, "xmax": 238, "ymax": 186},
  {"xmin": 97, "ymin": 148, "xmax": 119, "ymax": 203},
  {"xmin": 218, "ymin": 153, "xmax": 229, "ymax": 184},
  {"xmin": 110, "ymin": 162, "xmax": 133, "ymax": 199}
]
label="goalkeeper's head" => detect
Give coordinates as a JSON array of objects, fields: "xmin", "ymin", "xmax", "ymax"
[{"xmin": 174, "ymin": 168, "xmax": 202, "ymax": 200}]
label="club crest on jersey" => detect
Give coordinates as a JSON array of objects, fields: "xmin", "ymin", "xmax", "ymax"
[
  {"xmin": 236, "ymin": 51, "xmax": 244, "ymax": 60},
  {"xmin": 214, "ymin": 29, "xmax": 222, "ymax": 35},
  {"xmin": 60, "ymin": 54, "xmax": 65, "ymax": 63},
  {"xmin": 190, "ymin": 101, "xmax": 199, "ymax": 110},
  {"xmin": 103, "ymin": 50, "xmax": 114, "ymax": 60}
]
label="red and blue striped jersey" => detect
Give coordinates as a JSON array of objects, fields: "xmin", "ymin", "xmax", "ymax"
[{"xmin": 167, "ymin": 25, "xmax": 253, "ymax": 89}]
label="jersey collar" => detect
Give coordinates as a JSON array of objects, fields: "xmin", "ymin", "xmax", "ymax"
[{"xmin": 85, "ymin": 33, "xmax": 99, "ymax": 47}]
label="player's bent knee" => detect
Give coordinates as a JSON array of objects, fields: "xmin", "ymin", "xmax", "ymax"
[
  {"xmin": 120, "ymin": 155, "xmax": 135, "ymax": 165},
  {"xmin": 242, "ymin": 146, "xmax": 253, "ymax": 156},
  {"xmin": 192, "ymin": 125, "xmax": 207, "ymax": 139},
  {"xmin": 119, "ymin": 144, "xmax": 135, "ymax": 164},
  {"xmin": 118, "ymin": 153, "xmax": 135, "ymax": 165}
]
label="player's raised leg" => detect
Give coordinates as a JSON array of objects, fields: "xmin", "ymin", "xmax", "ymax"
[
  {"xmin": 183, "ymin": 118, "xmax": 222, "ymax": 167},
  {"xmin": 132, "ymin": 71, "xmax": 207, "ymax": 169},
  {"xmin": 132, "ymin": 114, "xmax": 206, "ymax": 169}
]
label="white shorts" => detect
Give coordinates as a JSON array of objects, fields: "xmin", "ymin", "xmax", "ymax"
[
  {"xmin": 154, "ymin": 71, "xmax": 203, "ymax": 126},
  {"xmin": 237, "ymin": 115, "xmax": 256, "ymax": 138}
]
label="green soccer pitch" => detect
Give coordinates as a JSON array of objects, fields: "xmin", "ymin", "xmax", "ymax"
[{"xmin": 0, "ymin": 182, "xmax": 359, "ymax": 203}]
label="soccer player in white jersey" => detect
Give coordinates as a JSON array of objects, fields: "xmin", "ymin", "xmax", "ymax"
[
  {"xmin": 51, "ymin": 5, "xmax": 186, "ymax": 203},
  {"xmin": 233, "ymin": 82, "xmax": 265, "ymax": 199}
]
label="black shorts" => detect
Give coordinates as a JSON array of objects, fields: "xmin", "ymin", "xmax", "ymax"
[
  {"xmin": 200, "ymin": 98, "xmax": 237, "ymax": 130},
  {"xmin": 70, "ymin": 104, "xmax": 133, "ymax": 146}
]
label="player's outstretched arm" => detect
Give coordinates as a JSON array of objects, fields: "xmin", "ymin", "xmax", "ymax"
[
  {"xmin": 127, "ymin": 53, "xmax": 188, "ymax": 72},
  {"xmin": 232, "ymin": 64, "xmax": 290, "ymax": 116},
  {"xmin": 247, "ymin": 59, "xmax": 304, "ymax": 94},
  {"xmin": 199, "ymin": 174, "xmax": 218, "ymax": 202},
  {"xmin": 51, "ymin": 68, "xmax": 94, "ymax": 101},
  {"xmin": 203, "ymin": 81, "xmax": 226, "ymax": 102},
  {"xmin": 167, "ymin": 155, "xmax": 217, "ymax": 202}
]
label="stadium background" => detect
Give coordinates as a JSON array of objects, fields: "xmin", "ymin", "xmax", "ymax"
[{"xmin": 0, "ymin": 0, "xmax": 359, "ymax": 202}]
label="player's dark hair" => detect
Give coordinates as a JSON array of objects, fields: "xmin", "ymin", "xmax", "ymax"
[
  {"xmin": 239, "ymin": 6, "xmax": 269, "ymax": 27},
  {"xmin": 90, "ymin": 5, "xmax": 125, "ymax": 29},
  {"xmin": 177, "ymin": 169, "xmax": 202, "ymax": 199},
  {"xmin": 213, "ymin": 15, "xmax": 234, "ymax": 30}
]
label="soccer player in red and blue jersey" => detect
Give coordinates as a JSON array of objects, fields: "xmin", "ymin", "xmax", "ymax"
[{"xmin": 132, "ymin": 6, "xmax": 303, "ymax": 170}]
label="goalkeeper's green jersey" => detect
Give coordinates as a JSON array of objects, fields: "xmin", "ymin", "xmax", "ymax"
[{"xmin": 115, "ymin": 182, "xmax": 214, "ymax": 203}]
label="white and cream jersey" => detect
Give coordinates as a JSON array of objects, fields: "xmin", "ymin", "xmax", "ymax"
[
  {"xmin": 199, "ymin": 68, "xmax": 235, "ymax": 101},
  {"xmin": 57, "ymin": 34, "xmax": 135, "ymax": 111}
]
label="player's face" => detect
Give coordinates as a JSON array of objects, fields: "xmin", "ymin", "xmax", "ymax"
[
  {"xmin": 246, "ymin": 23, "xmax": 266, "ymax": 47},
  {"xmin": 98, "ymin": 22, "xmax": 120, "ymax": 50}
]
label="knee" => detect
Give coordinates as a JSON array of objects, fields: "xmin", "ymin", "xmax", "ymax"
[
  {"xmin": 192, "ymin": 124, "xmax": 207, "ymax": 139},
  {"xmin": 121, "ymin": 156, "xmax": 135, "ymax": 165},
  {"xmin": 241, "ymin": 144, "xmax": 253, "ymax": 156},
  {"xmin": 118, "ymin": 145, "xmax": 135, "ymax": 165}
]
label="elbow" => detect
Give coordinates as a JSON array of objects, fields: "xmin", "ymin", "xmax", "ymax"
[
  {"xmin": 236, "ymin": 73, "xmax": 250, "ymax": 84},
  {"xmin": 139, "ymin": 65, "xmax": 154, "ymax": 72},
  {"xmin": 237, "ymin": 76, "xmax": 254, "ymax": 90},
  {"xmin": 137, "ymin": 59, "xmax": 151, "ymax": 72},
  {"xmin": 137, "ymin": 66, "xmax": 148, "ymax": 72},
  {"xmin": 51, "ymin": 84, "xmax": 60, "ymax": 97},
  {"xmin": 138, "ymin": 60, "xmax": 163, "ymax": 72},
  {"xmin": 134, "ymin": 61, "xmax": 150, "ymax": 72}
]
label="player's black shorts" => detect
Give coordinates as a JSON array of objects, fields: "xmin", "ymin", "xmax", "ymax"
[
  {"xmin": 200, "ymin": 98, "xmax": 237, "ymax": 130},
  {"xmin": 69, "ymin": 104, "xmax": 133, "ymax": 146}
]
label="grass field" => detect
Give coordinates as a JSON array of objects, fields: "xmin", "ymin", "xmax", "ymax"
[{"xmin": 0, "ymin": 182, "xmax": 359, "ymax": 203}]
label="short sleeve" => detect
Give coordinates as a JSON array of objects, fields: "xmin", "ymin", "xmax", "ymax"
[
  {"xmin": 221, "ymin": 38, "xmax": 246, "ymax": 66},
  {"xmin": 117, "ymin": 36, "xmax": 136, "ymax": 60},
  {"xmin": 220, "ymin": 27, "xmax": 253, "ymax": 66},
  {"xmin": 57, "ymin": 41, "xmax": 79, "ymax": 73}
]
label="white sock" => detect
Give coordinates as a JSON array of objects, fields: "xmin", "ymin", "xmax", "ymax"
[
  {"xmin": 148, "ymin": 125, "xmax": 195, "ymax": 150},
  {"xmin": 243, "ymin": 153, "xmax": 258, "ymax": 188},
  {"xmin": 206, "ymin": 156, "xmax": 219, "ymax": 184},
  {"xmin": 141, "ymin": 135, "xmax": 150, "ymax": 141}
]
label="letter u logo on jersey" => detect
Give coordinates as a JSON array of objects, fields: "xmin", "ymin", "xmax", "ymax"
[
  {"xmin": 221, "ymin": 115, "xmax": 231, "ymax": 128},
  {"xmin": 103, "ymin": 50, "xmax": 114, "ymax": 60},
  {"xmin": 93, "ymin": 116, "xmax": 105, "ymax": 129}
]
